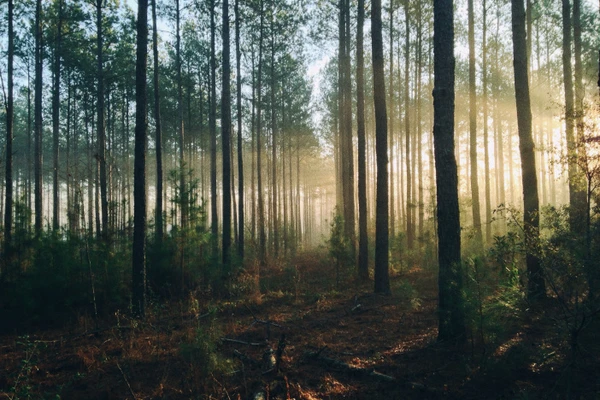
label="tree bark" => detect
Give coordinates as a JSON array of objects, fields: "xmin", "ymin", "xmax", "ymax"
[
  {"xmin": 222, "ymin": 0, "xmax": 232, "ymax": 267},
  {"xmin": 97, "ymin": 0, "xmax": 109, "ymax": 239},
  {"xmin": 433, "ymin": 0, "xmax": 466, "ymax": 343},
  {"xmin": 511, "ymin": 0, "xmax": 545, "ymax": 301},
  {"xmin": 35, "ymin": 0, "xmax": 43, "ymax": 235},
  {"xmin": 468, "ymin": 0, "xmax": 483, "ymax": 248},
  {"xmin": 52, "ymin": 0, "xmax": 64, "ymax": 231},
  {"xmin": 132, "ymin": 0, "xmax": 149, "ymax": 318},
  {"xmin": 372, "ymin": 0, "xmax": 389, "ymax": 294},
  {"xmin": 4, "ymin": 0, "xmax": 14, "ymax": 250},
  {"xmin": 152, "ymin": 0, "xmax": 163, "ymax": 243},
  {"xmin": 235, "ymin": 0, "xmax": 244, "ymax": 259},
  {"xmin": 356, "ymin": 0, "xmax": 369, "ymax": 281}
]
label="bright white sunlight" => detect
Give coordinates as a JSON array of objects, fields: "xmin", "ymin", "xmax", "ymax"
[{"xmin": 0, "ymin": 0, "xmax": 599, "ymax": 398}]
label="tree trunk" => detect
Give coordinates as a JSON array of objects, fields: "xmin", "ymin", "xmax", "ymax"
[
  {"xmin": 222, "ymin": 0, "xmax": 232, "ymax": 267},
  {"xmin": 468, "ymin": 0, "xmax": 483, "ymax": 248},
  {"xmin": 482, "ymin": 0, "xmax": 492, "ymax": 245},
  {"xmin": 257, "ymin": 0, "xmax": 266, "ymax": 266},
  {"xmin": 35, "ymin": 0, "xmax": 43, "ymax": 235},
  {"xmin": 511, "ymin": 0, "xmax": 545, "ymax": 301},
  {"xmin": 433, "ymin": 0, "xmax": 466, "ymax": 343},
  {"xmin": 210, "ymin": 0, "xmax": 219, "ymax": 259},
  {"xmin": 562, "ymin": 0, "xmax": 585, "ymax": 232},
  {"xmin": 52, "ymin": 0, "xmax": 63, "ymax": 231},
  {"xmin": 404, "ymin": 1, "xmax": 413, "ymax": 250},
  {"xmin": 4, "ymin": 0, "xmax": 14, "ymax": 250},
  {"xmin": 132, "ymin": 0, "xmax": 149, "ymax": 318},
  {"xmin": 372, "ymin": 0, "xmax": 389, "ymax": 294},
  {"xmin": 356, "ymin": 0, "xmax": 369, "ymax": 281},
  {"xmin": 152, "ymin": 0, "xmax": 163, "ymax": 243},
  {"xmin": 235, "ymin": 0, "xmax": 244, "ymax": 259}
]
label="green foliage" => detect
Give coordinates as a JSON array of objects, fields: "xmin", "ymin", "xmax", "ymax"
[
  {"xmin": 179, "ymin": 324, "xmax": 234, "ymax": 379},
  {"xmin": 327, "ymin": 208, "xmax": 353, "ymax": 285}
]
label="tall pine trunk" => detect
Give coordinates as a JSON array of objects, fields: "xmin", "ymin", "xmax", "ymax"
[
  {"xmin": 511, "ymin": 0, "xmax": 545, "ymax": 301},
  {"xmin": 132, "ymin": 0, "xmax": 149, "ymax": 318},
  {"xmin": 433, "ymin": 0, "xmax": 466, "ymax": 343},
  {"xmin": 372, "ymin": 0, "xmax": 389, "ymax": 294}
]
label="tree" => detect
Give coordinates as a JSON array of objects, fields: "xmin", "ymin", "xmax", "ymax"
[
  {"xmin": 97, "ymin": 0, "xmax": 109, "ymax": 238},
  {"xmin": 34, "ymin": 0, "xmax": 43, "ymax": 235},
  {"xmin": 210, "ymin": 0, "xmax": 218, "ymax": 259},
  {"xmin": 132, "ymin": 0, "xmax": 149, "ymax": 318},
  {"xmin": 511, "ymin": 0, "xmax": 545, "ymax": 301},
  {"xmin": 4, "ymin": 0, "xmax": 14, "ymax": 250},
  {"xmin": 152, "ymin": 0, "xmax": 164, "ymax": 243},
  {"xmin": 433, "ymin": 0, "xmax": 465, "ymax": 343},
  {"xmin": 52, "ymin": 0, "xmax": 64, "ymax": 232},
  {"xmin": 356, "ymin": 0, "xmax": 368, "ymax": 281},
  {"xmin": 235, "ymin": 0, "xmax": 244, "ymax": 259},
  {"xmin": 468, "ymin": 0, "xmax": 483, "ymax": 248},
  {"xmin": 372, "ymin": 0, "xmax": 389, "ymax": 294},
  {"xmin": 222, "ymin": 0, "xmax": 232, "ymax": 267}
]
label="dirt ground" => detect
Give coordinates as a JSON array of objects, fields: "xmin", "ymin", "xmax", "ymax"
[{"xmin": 1, "ymin": 251, "xmax": 598, "ymax": 399}]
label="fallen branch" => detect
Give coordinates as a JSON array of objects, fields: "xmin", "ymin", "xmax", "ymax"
[
  {"xmin": 233, "ymin": 349, "xmax": 261, "ymax": 368},
  {"xmin": 304, "ymin": 350, "xmax": 435, "ymax": 393},
  {"xmin": 116, "ymin": 362, "xmax": 137, "ymax": 400},
  {"xmin": 221, "ymin": 338, "xmax": 268, "ymax": 346}
]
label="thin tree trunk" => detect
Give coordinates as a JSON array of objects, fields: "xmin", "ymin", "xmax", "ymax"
[
  {"xmin": 4, "ymin": 0, "xmax": 14, "ymax": 251},
  {"xmin": 152, "ymin": 0, "xmax": 163, "ymax": 242},
  {"xmin": 468, "ymin": 0, "xmax": 483, "ymax": 248},
  {"xmin": 235, "ymin": 0, "xmax": 244, "ymax": 259},
  {"xmin": 210, "ymin": 0, "xmax": 219, "ymax": 258},
  {"xmin": 222, "ymin": 0, "xmax": 232, "ymax": 267},
  {"xmin": 356, "ymin": 0, "xmax": 369, "ymax": 280},
  {"xmin": 52, "ymin": 0, "xmax": 63, "ymax": 231},
  {"xmin": 404, "ymin": 1, "xmax": 413, "ymax": 250},
  {"xmin": 132, "ymin": 0, "xmax": 149, "ymax": 318},
  {"xmin": 34, "ymin": 0, "xmax": 43, "ymax": 235},
  {"xmin": 482, "ymin": 0, "xmax": 492, "ymax": 244}
]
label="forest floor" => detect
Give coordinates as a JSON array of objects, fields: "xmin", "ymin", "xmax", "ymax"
[{"xmin": 1, "ymin": 250, "xmax": 599, "ymax": 399}]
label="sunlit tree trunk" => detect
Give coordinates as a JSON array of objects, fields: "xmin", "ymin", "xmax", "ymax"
[
  {"xmin": 433, "ymin": 0, "xmax": 465, "ymax": 343},
  {"xmin": 511, "ymin": 0, "xmax": 545, "ymax": 301}
]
